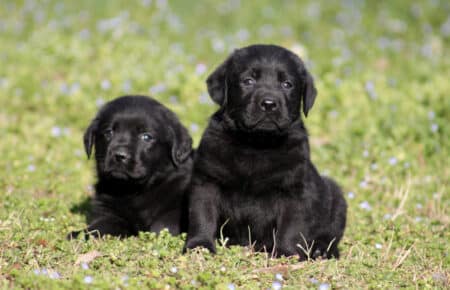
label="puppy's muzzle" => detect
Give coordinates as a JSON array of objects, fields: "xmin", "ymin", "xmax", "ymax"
[
  {"xmin": 113, "ymin": 149, "xmax": 130, "ymax": 164},
  {"xmin": 260, "ymin": 98, "xmax": 278, "ymax": 112}
]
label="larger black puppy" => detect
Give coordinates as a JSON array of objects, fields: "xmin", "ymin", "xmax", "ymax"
[
  {"xmin": 184, "ymin": 45, "xmax": 347, "ymax": 260},
  {"xmin": 69, "ymin": 95, "xmax": 192, "ymax": 238}
]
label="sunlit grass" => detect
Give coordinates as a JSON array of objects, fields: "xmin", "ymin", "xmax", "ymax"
[{"xmin": 0, "ymin": 0, "xmax": 448, "ymax": 288}]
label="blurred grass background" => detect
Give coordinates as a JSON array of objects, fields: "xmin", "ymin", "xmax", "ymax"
[{"xmin": 0, "ymin": 0, "xmax": 449, "ymax": 289}]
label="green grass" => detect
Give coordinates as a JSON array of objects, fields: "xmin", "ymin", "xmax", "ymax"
[{"xmin": 0, "ymin": 0, "xmax": 449, "ymax": 288}]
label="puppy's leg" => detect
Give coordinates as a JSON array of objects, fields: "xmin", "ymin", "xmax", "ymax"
[
  {"xmin": 67, "ymin": 230, "xmax": 85, "ymax": 240},
  {"xmin": 321, "ymin": 176, "xmax": 347, "ymax": 259},
  {"xmin": 67, "ymin": 215, "xmax": 133, "ymax": 240},
  {"xmin": 87, "ymin": 215, "xmax": 134, "ymax": 238},
  {"xmin": 275, "ymin": 204, "xmax": 322, "ymax": 261},
  {"xmin": 184, "ymin": 182, "xmax": 220, "ymax": 253},
  {"xmin": 150, "ymin": 209, "xmax": 182, "ymax": 235}
]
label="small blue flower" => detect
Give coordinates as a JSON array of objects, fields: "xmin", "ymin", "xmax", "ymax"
[
  {"xmin": 272, "ymin": 280, "xmax": 282, "ymax": 290},
  {"xmin": 33, "ymin": 269, "xmax": 41, "ymax": 275},
  {"xmin": 280, "ymin": 26, "xmax": 293, "ymax": 37},
  {"xmin": 190, "ymin": 123, "xmax": 199, "ymax": 133},
  {"xmin": 441, "ymin": 16, "xmax": 450, "ymax": 36},
  {"xmin": 259, "ymin": 24, "xmax": 274, "ymax": 38},
  {"xmin": 328, "ymin": 110, "xmax": 338, "ymax": 118},
  {"xmin": 275, "ymin": 273, "xmax": 283, "ymax": 281},
  {"xmin": 60, "ymin": 83, "xmax": 70, "ymax": 95},
  {"xmin": 421, "ymin": 43, "xmax": 433, "ymax": 58},
  {"xmin": 170, "ymin": 266, "xmax": 177, "ymax": 273},
  {"xmin": 101, "ymin": 79, "xmax": 111, "ymax": 91},
  {"xmin": 359, "ymin": 180, "xmax": 368, "ymax": 189},
  {"xmin": 319, "ymin": 283, "xmax": 330, "ymax": 290},
  {"xmin": 96, "ymin": 98, "xmax": 105, "ymax": 107},
  {"xmin": 199, "ymin": 92, "xmax": 213, "ymax": 105},
  {"xmin": 14, "ymin": 88, "xmax": 23, "ymax": 97},
  {"xmin": 236, "ymin": 29, "xmax": 250, "ymax": 41},
  {"xmin": 122, "ymin": 80, "xmax": 132, "ymax": 93},
  {"xmin": 49, "ymin": 271, "xmax": 61, "ymax": 279},
  {"xmin": 149, "ymin": 83, "xmax": 167, "ymax": 95},
  {"xmin": 84, "ymin": 275, "xmax": 93, "ymax": 284},
  {"xmin": 359, "ymin": 201, "xmax": 372, "ymax": 211},
  {"xmin": 347, "ymin": 192, "xmax": 355, "ymax": 199},
  {"xmin": 310, "ymin": 278, "xmax": 319, "ymax": 284},
  {"xmin": 227, "ymin": 283, "xmax": 236, "ymax": 290},
  {"xmin": 365, "ymin": 81, "xmax": 377, "ymax": 100},
  {"xmin": 70, "ymin": 82, "xmax": 80, "ymax": 94},
  {"xmin": 27, "ymin": 164, "xmax": 36, "ymax": 172},
  {"xmin": 377, "ymin": 37, "xmax": 391, "ymax": 50},
  {"xmin": 79, "ymin": 29, "xmax": 90, "ymax": 40},
  {"xmin": 51, "ymin": 126, "xmax": 62, "ymax": 137},
  {"xmin": 430, "ymin": 123, "xmax": 438, "ymax": 133},
  {"xmin": 0, "ymin": 77, "xmax": 8, "ymax": 88},
  {"xmin": 389, "ymin": 157, "xmax": 397, "ymax": 166},
  {"xmin": 211, "ymin": 39, "xmax": 225, "ymax": 53},
  {"xmin": 81, "ymin": 262, "xmax": 89, "ymax": 270},
  {"xmin": 195, "ymin": 63, "xmax": 207, "ymax": 75},
  {"xmin": 169, "ymin": 95, "xmax": 179, "ymax": 104},
  {"xmin": 384, "ymin": 213, "xmax": 392, "ymax": 220},
  {"xmin": 41, "ymin": 268, "xmax": 48, "ymax": 275},
  {"xmin": 375, "ymin": 243, "xmax": 383, "ymax": 249}
]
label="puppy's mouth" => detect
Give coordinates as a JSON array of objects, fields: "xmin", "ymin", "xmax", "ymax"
[
  {"xmin": 240, "ymin": 117, "xmax": 290, "ymax": 133},
  {"xmin": 107, "ymin": 169, "xmax": 131, "ymax": 179},
  {"xmin": 102, "ymin": 164, "xmax": 148, "ymax": 182}
]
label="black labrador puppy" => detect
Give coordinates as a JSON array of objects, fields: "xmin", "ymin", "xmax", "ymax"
[
  {"xmin": 184, "ymin": 45, "xmax": 347, "ymax": 260},
  {"xmin": 68, "ymin": 95, "xmax": 192, "ymax": 238}
]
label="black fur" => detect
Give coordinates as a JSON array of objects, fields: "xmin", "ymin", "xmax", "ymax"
[
  {"xmin": 184, "ymin": 45, "xmax": 347, "ymax": 260},
  {"xmin": 68, "ymin": 95, "xmax": 192, "ymax": 239}
]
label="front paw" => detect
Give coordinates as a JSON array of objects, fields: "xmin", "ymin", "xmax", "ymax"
[
  {"xmin": 67, "ymin": 228, "xmax": 102, "ymax": 240},
  {"xmin": 275, "ymin": 246, "xmax": 300, "ymax": 259},
  {"xmin": 312, "ymin": 247, "xmax": 339, "ymax": 260},
  {"xmin": 184, "ymin": 237, "xmax": 216, "ymax": 254},
  {"xmin": 67, "ymin": 230, "xmax": 85, "ymax": 240}
]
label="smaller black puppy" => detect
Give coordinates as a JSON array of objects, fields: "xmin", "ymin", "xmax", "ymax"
[
  {"xmin": 184, "ymin": 45, "xmax": 347, "ymax": 260},
  {"xmin": 68, "ymin": 95, "xmax": 192, "ymax": 238}
]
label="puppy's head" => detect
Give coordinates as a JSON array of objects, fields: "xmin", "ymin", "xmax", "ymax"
[
  {"xmin": 84, "ymin": 96, "xmax": 192, "ymax": 183},
  {"xmin": 207, "ymin": 44, "xmax": 317, "ymax": 135}
]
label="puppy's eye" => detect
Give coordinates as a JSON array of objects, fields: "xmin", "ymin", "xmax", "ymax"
[
  {"xmin": 281, "ymin": 81, "xmax": 293, "ymax": 89},
  {"xmin": 140, "ymin": 133, "xmax": 154, "ymax": 142},
  {"xmin": 242, "ymin": 78, "xmax": 255, "ymax": 86},
  {"xmin": 103, "ymin": 129, "xmax": 113, "ymax": 139}
]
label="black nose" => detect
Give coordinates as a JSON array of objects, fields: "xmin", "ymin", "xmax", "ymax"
[
  {"xmin": 260, "ymin": 99, "xmax": 278, "ymax": 112},
  {"xmin": 114, "ymin": 150, "xmax": 130, "ymax": 163}
]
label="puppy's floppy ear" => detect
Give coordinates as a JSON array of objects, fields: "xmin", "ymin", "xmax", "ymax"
[
  {"xmin": 302, "ymin": 70, "xmax": 317, "ymax": 117},
  {"xmin": 169, "ymin": 125, "xmax": 193, "ymax": 167},
  {"xmin": 83, "ymin": 118, "xmax": 99, "ymax": 159},
  {"xmin": 206, "ymin": 56, "xmax": 231, "ymax": 106}
]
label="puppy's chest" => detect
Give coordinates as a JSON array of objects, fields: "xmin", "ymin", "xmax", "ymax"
[
  {"xmin": 218, "ymin": 193, "xmax": 281, "ymax": 245},
  {"xmin": 99, "ymin": 190, "xmax": 163, "ymax": 227},
  {"xmin": 213, "ymin": 148, "xmax": 301, "ymax": 190}
]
